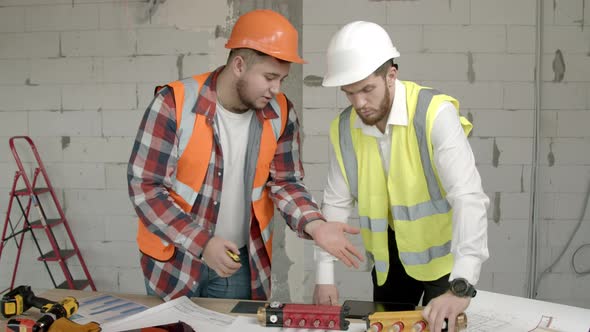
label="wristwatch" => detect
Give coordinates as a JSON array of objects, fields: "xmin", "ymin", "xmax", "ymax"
[{"xmin": 449, "ymin": 278, "xmax": 477, "ymax": 298}]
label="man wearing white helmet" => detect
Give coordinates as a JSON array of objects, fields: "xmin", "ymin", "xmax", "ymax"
[{"xmin": 314, "ymin": 21, "xmax": 489, "ymax": 332}]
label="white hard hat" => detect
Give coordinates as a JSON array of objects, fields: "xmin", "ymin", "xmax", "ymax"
[{"xmin": 322, "ymin": 21, "xmax": 400, "ymax": 87}]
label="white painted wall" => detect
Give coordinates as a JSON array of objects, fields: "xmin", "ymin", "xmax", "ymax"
[{"xmin": 0, "ymin": 0, "xmax": 588, "ymax": 309}]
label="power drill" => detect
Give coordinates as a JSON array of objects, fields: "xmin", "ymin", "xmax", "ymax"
[
  {"xmin": 34, "ymin": 296, "xmax": 79, "ymax": 331},
  {"xmin": 5, "ymin": 297, "xmax": 79, "ymax": 332},
  {"xmin": 1, "ymin": 285, "xmax": 52, "ymax": 318}
]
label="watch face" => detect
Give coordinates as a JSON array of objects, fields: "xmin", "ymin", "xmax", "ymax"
[{"xmin": 452, "ymin": 279, "xmax": 468, "ymax": 295}]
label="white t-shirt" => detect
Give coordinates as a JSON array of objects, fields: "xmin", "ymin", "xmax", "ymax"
[{"xmin": 214, "ymin": 101, "xmax": 254, "ymax": 248}]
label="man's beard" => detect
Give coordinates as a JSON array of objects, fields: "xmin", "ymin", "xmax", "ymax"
[
  {"xmin": 236, "ymin": 78, "xmax": 259, "ymax": 111},
  {"xmin": 358, "ymin": 87, "xmax": 391, "ymax": 126}
]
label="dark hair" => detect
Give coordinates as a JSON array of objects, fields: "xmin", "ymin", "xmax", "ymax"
[
  {"xmin": 227, "ymin": 48, "xmax": 288, "ymax": 66},
  {"xmin": 373, "ymin": 59, "xmax": 399, "ymax": 78}
]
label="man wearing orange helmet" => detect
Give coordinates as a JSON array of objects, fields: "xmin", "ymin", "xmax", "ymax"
[
  {"xmin": 127, "ymin": 9, "xmax": 363, "ymax": 301},
  {"xmin": 314, "ymin": 21, "xmax": 489, "ymax": 332}
]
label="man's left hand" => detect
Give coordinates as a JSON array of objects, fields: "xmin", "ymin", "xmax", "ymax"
[
  {"xmin": 422, "ymin": 291, "xmax": 470, "ymax": 332},
  {"xmin": 304, "ymin": 220, "xmax": 364, "ymax": 268}
]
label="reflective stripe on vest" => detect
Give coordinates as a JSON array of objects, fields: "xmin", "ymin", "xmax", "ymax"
[{"xmin": 391, "ymin": 89, "xmax": 451, "ymax": 222}]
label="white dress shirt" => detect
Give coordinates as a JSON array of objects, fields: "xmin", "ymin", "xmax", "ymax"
[{"xmin": 316, "ymin": 79, "xmax": 489, "ymax": 286}]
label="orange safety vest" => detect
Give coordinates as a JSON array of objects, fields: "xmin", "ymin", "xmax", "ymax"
[{"xmin": 136, "ymin": 72, "xmax": 288, "ymax": 262}]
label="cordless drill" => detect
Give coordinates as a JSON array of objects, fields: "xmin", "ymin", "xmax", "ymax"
[
  {"xmin": 1, "ymin": 285, "xmax": 52, "ymax": 318},
  {"xmin": 5, "ymin": 296, "xmax": 79, "ymax": 332}
]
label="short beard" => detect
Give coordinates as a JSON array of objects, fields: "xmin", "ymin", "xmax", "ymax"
[
  {"xmin": 359, "ymin": 86, "xmax": 391, "ymax": 126},
  {"xmin": 235, "ymin": 77, "xmax": 258, "ymax": 111}
]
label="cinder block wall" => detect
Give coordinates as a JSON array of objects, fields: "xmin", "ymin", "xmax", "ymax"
[{"xmin": 0, "ymin": 0, "xmax": 588, "ymax": 309}]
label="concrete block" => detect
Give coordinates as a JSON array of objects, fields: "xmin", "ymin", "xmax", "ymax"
[
  {"xmin": 63, "ymin": 137, "xmax": 134, "ymax": 163},
  {"xmin": 424, "ymin": 25, "xmax": 506, "ymax": 53},
  {"xmin": 557, "ymin": 111, "xmax": 590, "ymax": 137},
  {"xmin": 539, "ymin": 165, "xmax": 590, "ymax": 193},
  {"xmin": 0, "ymin": 0, "xmax": 70, "ymax": 4},
  {"xmin": 151, "ymin": 0, "xmax": 228, "ymax": 29},
  {"xmin": 540, "ymin": 111, "xmax": 558, "ymax": 138},
  {"xmin": 495, "ymin": 138, "xmax": 533, "ymax": 165},
  {"xmin": 478, "ymin": 165, "xmax": 529, "ymax": 192},
  {"xmin": 137, "ymin": 28, "xmax": 212, "ymax": 55},
  {"xmin": 102, "ymin": 110, "xmax": 143, "ymax": 137},
  {"xmin": 507, "ymin": 25, "xmax": 535, "ymax": 54},
  {"xmin": 470, "ymin": 110, "xmax": 534, "ymax": 138},
  {"xmin": 491, "ymin": 272, "xmax": 527, "ymax": 297},
  {"xmin": 302, "ymin": 135, "xmax": 330, "ymax": 164},
  {"xmin": 0, "ymin": 112, "xmax": 27, "ymax": 137},
  {"xmin": 0, "ymin": 7, "xmax": 25, "ymax": 32},
  {"xmin": 62, "ymin": 30, "xmax": 137, "ymax": 57},
  {"xmin": 572, "ymin": 275, "xmax": 590, "ymax": 302},
  {"xmin": 103, "ymin": 56, "xmax": 177, "ymax": 83},
  {"xmin": 468, "ymin": 137, "xmax": 494, "ymax": 165},
  {"xmin": 105, "ymin": 162, "xmax": 128, "ymax": 190},
  {"xmin": 83, "ymin": 240, "xmax": 140, "ymax": 267},
  {"xmin": 302, "ymin": 108, "xmax": 339, "ymax": 136},
  {"xmin": 547, "ymin": 54, "xmax": 590, "ymax": 83},
  {"xmin": 62, "ymin": 84, "xmax": 137, "ymax": 111},
  {"xmin": 544, "ymin": 138, "xmax": 590, "ymax": 165},
  {"xmin": 423, "ymin": 81, "xmax": 504, "ymax": 110},
  {"xmin": 26, "ymin": 4, "xmax": 99, "ymax": 31},
  {"xmin": 386, "ymin": 0, "xmax": 469, "ymax": 24},
  {"xmin": 497, "ymin": 193, "xmax": 531, "ymax": 220},
  {"xmin": 303, "ymin": 0, "xmax": 386, "ymax": 25},
  {"xmin": 471, "ymin": 0, "xmax": 535, "ymax": 25},
  {"xmin": 301, "ymin": 163, "xmax": 329, "ymax": 191},
  {"xmin": 540, "ymin": 83, "xmax": 587, "ymax": 110},
  {"xmin": 65, "ymin": 214, "xmax": 106, "ymax": 242},
  {"xmin": 303, "ymin": 25, "xmax": 340, "ymax": 54},
  {"xmin": 31, "ymin": 58, "xmax": 102, "ymax": 84},
  {"xmin": 303, "ymin": 86, "xmax": 338, "ymax": 109},
  {"xmin": 0, "ymin": 86, "xmax": 61, "ymax": 111},
  {"xmin": 29, "ymin": 110, "xmax": 102, "ymax": 137},
  {"xmin": 64, "ymin": 189, "xmax": 134, "ymax": 216},
  {"xmin": 137, "ymin": 83, "xmax": 157, "ymax": 110},
  {"xmin": 117, "ymin": 267, "xmax": 146, "ymax": 295},
  {"xmin": 0, "ymin": 32, "xmax": 59, "ymax": 59},
  {"xmin": 0, "ymin": 162, "xmax": 18, "ymax": 189},
  {"xmin": 98, "ymin": 2, "xmax": 162, "ymax": 29},
  {"xmin": 382, "ymin": 25, "xmax": 424, "ymax": 54},
  {"xmin": 554, "ymin": 193, "xmax": 590, "ymax": 220},
  {"xmin": 473, "ymin": 54, "xmax": 535, "ymax": 82},
  {"xmin": 399, "ymin": 53, "xmax": 467, "ymax": 81},
  {"xmin": 543, "ymin": 0, "xmax": 587, "ymax": 26},
  {"xmin": 503, "ymin": 83, "xmax": 535, "ymax": 110},
  {"xmin": 182, "ymin": 54, "xmax": 217, "ymax": 78},
  {"xmin": 0, "ymin": 59, "xmax": 30, "ymax": 85},
  {"xmin": 543, "ymin": 27, "xmax": 590, "ymax": 53},
  {"xmin": 44, "ymin": 162, "xmax": 105, "ymax": 189},
  {"xmin": 535, "ymin": 272, "xmax": 575, "ymax": 301},
  {"xmin": 302, "ymin": 52, "xmax": 326, "ymax": 79},
  {"xmin": 104, "ymin": 215, "xmax": 138, "ymax": 241}
]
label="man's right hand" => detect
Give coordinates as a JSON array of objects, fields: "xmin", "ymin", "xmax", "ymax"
[
  {"xmin": 313, "ymin": 284, "xmax": 339, "ymax": 305},
  {"xmin": 201, "ymin": 237, "xmax": 241, "ymax": 277}
]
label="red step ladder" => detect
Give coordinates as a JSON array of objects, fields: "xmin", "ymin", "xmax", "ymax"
[{"xmin": 0, "ymin": 136, "xmax": 96, "ymax": 293}]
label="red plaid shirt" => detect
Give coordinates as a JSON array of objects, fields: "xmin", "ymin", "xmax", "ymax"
[{"xmin": 128, "ymin": 67, "xmax": 324, "ymax": 301}]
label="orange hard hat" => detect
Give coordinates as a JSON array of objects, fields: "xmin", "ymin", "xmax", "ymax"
[{"xmin": 225, "ymin": 9, "xmax": 306, "ymax": 64}]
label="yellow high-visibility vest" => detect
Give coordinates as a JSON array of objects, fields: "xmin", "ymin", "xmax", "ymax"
[{"xmin": 330, "ymin": 81, "xmax": 472, "ymax": 285}]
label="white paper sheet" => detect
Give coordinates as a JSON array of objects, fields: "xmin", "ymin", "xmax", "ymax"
[{"xmin": 100, "ymin": 296, "xmax": 234, "ymax": 332}]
